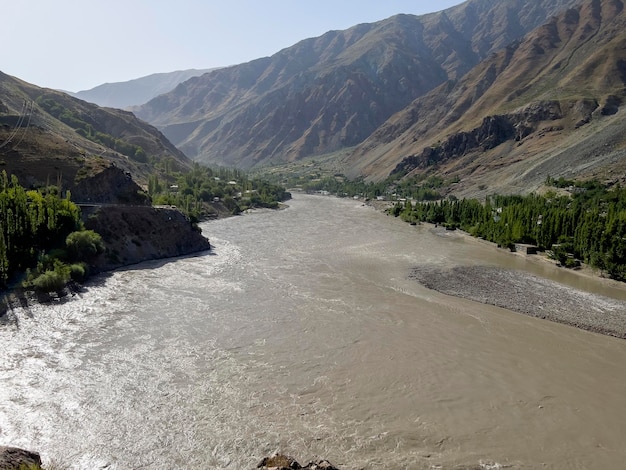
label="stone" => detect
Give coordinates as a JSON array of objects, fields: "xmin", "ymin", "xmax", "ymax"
[
  {"xmin": 303, "ymin": 459, "xmax": 341, "ymax": 470},
  {"xmin": 256, "ymin": 454, "xmax": 341, "ymax": 470},
  {"xmin": 0, "ymin": 446, "xmax": 43, "ymax": 470},
  {"xmin": 257, "ymin": 453, "xmax": 302, "ymax": 469}
]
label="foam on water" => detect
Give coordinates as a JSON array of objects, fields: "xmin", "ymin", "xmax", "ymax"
[{"xmin": 2, "ymin": 194, "xmax": 626, "ymax": 469}]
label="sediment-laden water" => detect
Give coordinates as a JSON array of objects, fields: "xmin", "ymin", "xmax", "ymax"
[{"xmin": 1, "ymin": 194, "xmax": 626, "ymax": 469}]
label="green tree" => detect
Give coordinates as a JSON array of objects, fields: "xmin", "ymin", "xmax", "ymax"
[{"xmin": 66, "ymin": 230, "xmax": 105, "ymax": 261}]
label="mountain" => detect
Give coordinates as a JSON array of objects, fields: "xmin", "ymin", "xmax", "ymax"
[
  {"xmin": 134, "ymin": 0, "xmax": 581, "ymax": 169},
  {"xmin": 343, "ymin": 0, "xmax": 626, "ymax": 196},
  {"xmin": 0, "ymin": 71, "xmax": 192, "ymax": 195},
  {"xmin": 70, "ymin": 69, "xmax": 215, "ymax": 108}
]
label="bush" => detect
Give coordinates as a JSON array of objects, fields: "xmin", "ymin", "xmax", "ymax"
[
  {"xmin": 69, "ymin": 263, "xmax": 88, "ymax": 282},
  {"xmin": 31, "ymin": 268, "xmax": 69, "ymax": 293},
  {"xmin": 47, "ymin": 248, "xmax": 68, "ymax": 261},
  {"xmin": 66, "ymin": 230, "xmax": 105, "ymax": 261}
]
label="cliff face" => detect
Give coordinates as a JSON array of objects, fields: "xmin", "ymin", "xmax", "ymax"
[
  {"xmin": 345, "ymin": 0, "xmax": 626, "ymax": 192},
  {"xmin": 0, "ymin": 446, "xmax": 43, "ymax": 470},
  {"xmin": 71, "ymin": 165, "xmax": 151, "ymax": 205},
  {"xmin": 391, "ymin": 101, "xmax": 567, "ymax": 175},
  {"xmin": 84, "ymin": 205, "xmax": 210, "ymax": 272},
  {"xmin": 72, "ymin": 166, "xmax": 212, "ymax": 273}
]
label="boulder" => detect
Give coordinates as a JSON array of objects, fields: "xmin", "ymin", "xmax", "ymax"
[
  {"xmin": 303, "ymin": 460, "xmax": 340, "ymax": 470},
  {"xmin": 256, "ymin": 454, "xmax": 340, "ymax": 470},
  {"xmin": 0, "ymin": 446, "xmax": 43, "ymax": 469}
]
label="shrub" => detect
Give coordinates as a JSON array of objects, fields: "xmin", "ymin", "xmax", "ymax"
[
  {"xmin": 66, "ymin": 230, "xmax": 105, "ymax": 261},
  {"xmin": 31, "ymin": 268, "xmax": 69, "ymax": 293},
  {"xmin": 69, "ymin": 263, "xmax": 88, "ymax": 282}
]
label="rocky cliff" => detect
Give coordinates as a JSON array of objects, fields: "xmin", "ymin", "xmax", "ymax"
[
  {"xmin": 71, "ymin": 165, "xmax": 151, "ymax": 205},
  {"xmin": 70, "ymin": 165, "xmax": 211, "ymax": 273},
  {"xmin": 0, "ymin": 446, "xmax": 43, "ymax": 470},
  {"xmin": 135, "ymin": 0, "xmax": 580, "ymax": 169},
  {"xmin": 84, "ymin": 205, "xmax": 210, "ymax": 272},
  {"xmin": 390, "ymin": 101, "xmax": 568, "ymax": 175},
  {"xmin": 344, "ymin": 0, "xmax": 626, "ymax": 194}
]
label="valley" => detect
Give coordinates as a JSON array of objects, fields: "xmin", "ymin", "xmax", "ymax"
[{"xmin": 2, "ymin": 0, "xmax": 626, "ymax": 468}]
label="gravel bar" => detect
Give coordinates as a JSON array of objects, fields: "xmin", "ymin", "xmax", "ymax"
[{"xmin": 410, "ymin": 265, "xmax": 626, "ymax": 339}]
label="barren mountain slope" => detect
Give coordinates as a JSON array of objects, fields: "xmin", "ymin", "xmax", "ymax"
[
  {"xmin": 135, "ymin": 0, "xmax": 580, "ymax": 169},
  {"xmin": 344, "ymin": 0, "xmax": 626, "ymax": 196},
  {"xmin": 0, "ymin": 71, "xmax": 192, "ymax": 192}
]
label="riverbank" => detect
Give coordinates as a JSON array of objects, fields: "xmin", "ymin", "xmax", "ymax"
[
  {"xmin": 410, "ymin": 263, "xmax": 626, "ymax": 339},
  {"xmin": 360, "ymin": 199, "xmax": 626, "ymax": 338}
]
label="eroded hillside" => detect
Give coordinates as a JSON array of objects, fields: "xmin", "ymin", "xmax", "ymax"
[
  {"xmin": 345, "ymin": 0, "xmax": 626, "ymax": 196},
  {"xmin": 0, "ymin": 71, "xmax": 192, "ymax": 193},
  {"xmin": 135, "ymin": 0, "xmax": 580, "ymax": 170}
]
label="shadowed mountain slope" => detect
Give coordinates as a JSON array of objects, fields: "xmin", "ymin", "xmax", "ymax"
[
  {"xmin": 344, "ymin": 0, "xmax": 626, "ymax": 196},
  {"xmin": 0, "ymin": 71, "xmax": 192, "ymax": 193},
  {"xmin": 135, "ymin": 0, "xmax": 580, "ymax": 169}
]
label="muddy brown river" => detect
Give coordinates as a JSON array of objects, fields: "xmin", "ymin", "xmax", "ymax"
[{"xmin": 1, "ymin": 193, "xmax": 626, "ymax": 469}]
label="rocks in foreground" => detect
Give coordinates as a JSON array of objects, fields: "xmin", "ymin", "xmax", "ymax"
[
  {"xmin": 257, "ymin": 454, "xmax": 340, "ymax": 470},
  {"xmin": 0, "ymin": 446, "xmax": 43, "ymax": 470}
]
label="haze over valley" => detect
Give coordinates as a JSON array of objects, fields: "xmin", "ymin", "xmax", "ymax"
[{"xmin": 2, "ymin": 1, "xmax": 626, "ymax": 469}]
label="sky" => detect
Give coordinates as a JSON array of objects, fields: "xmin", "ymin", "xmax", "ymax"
[{"xmin": 3, "ymin": 1, "xmax": 465, "ymax": 92}]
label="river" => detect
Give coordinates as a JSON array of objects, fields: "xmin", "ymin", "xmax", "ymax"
[{"xmin": 1, "ymin": 193, "xmax": 626, "ymax": 469}]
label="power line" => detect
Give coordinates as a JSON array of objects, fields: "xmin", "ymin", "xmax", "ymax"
[
  {"xmin": 9, "ymin": 100, "xmax": 34, "ymax": 151},
  {"xmin": 0, "ymin": 100, "xmax": 28, "ymax": 150}
]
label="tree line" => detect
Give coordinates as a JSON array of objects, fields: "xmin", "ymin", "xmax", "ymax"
[
  {"xmin": 0, "ymin": 172, "xmax": 103, "ymax": 293},
  {"xmin": 391, "ymin": 182, "xmax": 626, "ymax": 281},
  {"xmin": 148, "ymin": 163, "xmax": 291, "ymax": 220}
]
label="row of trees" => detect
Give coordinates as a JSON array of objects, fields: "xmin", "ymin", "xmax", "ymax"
[
  {"xmin": 272, "ymin": 172, "xmax": 453, "ymax": 201},
  {"xmin": 296, "ymin": 175, "xmax": 388, "ymax": 199},
  {"xmin": 148, "ymin": 164, "xmax": 290, "ymax": 220},
  {"xmin": 391, "ymin": 184, "xmax": 626, "ymax": 281},
  {"xmin": 0, "ymin": 172, "xmax": 103, "ymax": 292}
]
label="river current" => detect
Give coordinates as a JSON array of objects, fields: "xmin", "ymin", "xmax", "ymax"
[{"xmin": 1, "ymin": 194, "xmax": 626, "ymax": 469}]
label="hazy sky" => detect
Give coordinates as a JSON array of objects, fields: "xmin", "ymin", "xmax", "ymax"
[{"xmin": 3, "ymin": 1, "xmax": 465, "ymax": 92}]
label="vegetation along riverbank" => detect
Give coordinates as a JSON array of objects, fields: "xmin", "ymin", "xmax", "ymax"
[
  {"xmin": 0, "ymin": 164, "xmax": 290, "ymax": 314},
  {"xmin": 389, "ymin": 177, "xmax": 626, "ymax": 281}
]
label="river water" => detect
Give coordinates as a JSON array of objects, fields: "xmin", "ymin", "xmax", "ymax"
[{"xmin": 1, "ymin": 194, "xmax": 626, "ymax": 469}]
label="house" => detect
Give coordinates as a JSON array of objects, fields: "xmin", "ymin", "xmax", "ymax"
[{"xmin": 514, "ymin": 243, "xmax": 538, "ymax": 255}]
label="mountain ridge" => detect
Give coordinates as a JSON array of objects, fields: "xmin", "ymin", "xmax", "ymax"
[
  {"xmin": 135, "ymin": 0, "xmax": 582, "ymax": 170},
  {"xmin": 0, "ymin": 71, "xmax": 192, "ymax": 195},
  {"xmin": 344, "ymin": 0, "xmax": 626, "ymax": 195},
  {"xmin": 70, "ymin": 68, "xmax": 215, "ymax": 109}
]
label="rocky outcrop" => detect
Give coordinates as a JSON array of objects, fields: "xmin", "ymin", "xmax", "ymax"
[
  {"xmin": 391, "ymin": 101, "xmax": 566, "ymax": 175},
  {"xmin": 83, "ymin": 205, "xmax": 210, "ymax": 272},
  {"xmin": 256, "ymin": 454, "xmax": 340, "ymax": 470},
  {"xmin": 0, "ymin": 446, "xmax": 43, "ymax": 470},
  {"xmin": 71, "ymin": 165, "xmax": 150, "ymax": 205},
  {"xmin": 391, "ymin": 116, "xmax": 515, "ymax": 175}
]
